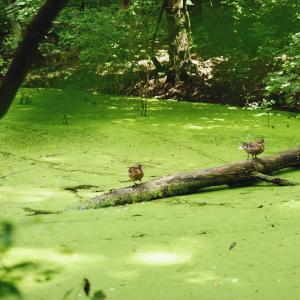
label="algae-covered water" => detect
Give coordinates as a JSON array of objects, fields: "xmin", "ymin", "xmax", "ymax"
[{"xmin": 0, "ymin": 89, "xmax": 300, "ymax": 300}]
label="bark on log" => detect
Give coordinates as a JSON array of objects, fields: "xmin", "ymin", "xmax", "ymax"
[{"xmin": 87, "ymin": 146, "xmax": 300, "ymax": 208}]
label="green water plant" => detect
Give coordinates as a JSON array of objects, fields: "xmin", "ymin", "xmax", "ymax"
[{"xmin": 261, "ymin": 98, "xmax": 275, "ymax": 127}]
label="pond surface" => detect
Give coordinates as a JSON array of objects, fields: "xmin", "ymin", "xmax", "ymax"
[{"xmin": 0, "ymin": 89, "xmax": 300, "ymax": 300}]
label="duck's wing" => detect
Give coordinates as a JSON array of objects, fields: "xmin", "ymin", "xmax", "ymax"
[
  {"xmin": 129, "ymin": 167, "xmax": 139, "ymax": 175},
  {"xmin": 241, "ymin": 142, "xmax": 255, "ymax": 149},
  {"xmin": 128, "ymin": 167, "xmax": 134, "ymax": 175}
]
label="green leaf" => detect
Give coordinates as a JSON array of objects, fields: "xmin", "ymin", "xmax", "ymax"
[
  {"xmin": 91, "ymin": 290, "xmax": 106, "ymax": 300},
  {"xmin": 0, "ymin": 281, "xmax": 22, "ymax": 300}
]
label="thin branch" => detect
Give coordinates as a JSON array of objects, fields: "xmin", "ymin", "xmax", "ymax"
[{"xmin": 251, "ymin": 172, "xmax": 296, "ymax": 186}]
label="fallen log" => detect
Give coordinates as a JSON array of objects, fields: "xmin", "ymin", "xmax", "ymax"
[{"xmin": 86, "ymin": 146, "xmax": 300, "ymax": 208}]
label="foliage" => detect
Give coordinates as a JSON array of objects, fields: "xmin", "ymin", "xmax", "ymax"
[
  {"xmin": 1, "ymin": 0, "xmax": 300, "ymax": 109},
  {"xmin": 0, "ymin": 221, "xmax": 23, "ymax": 299},
  {"xmin": 190, "ymin": 0, "xmax": 300, "ymax": 106},
  {"xmin": 56, "ymin": 1, "xmax": 160, "ymax": 74},
  {"xmin": 5, "ymin": 0, "xmax": 43, "ymax": 24},
  {"xmin": 63, "ymin": 277, "xmax": 106, "ymax": 300},
  {"xmin": 264, "ymin": 33, "xmax": 300, "ymax": 108},
  {"xmin": 0, "ymin": 220, "xmax": 59, "ymax": 300}
]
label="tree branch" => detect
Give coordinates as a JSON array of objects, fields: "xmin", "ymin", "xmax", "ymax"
[
  {"xmin": 0, "ymin": 0, "xmax": 69, "ymax": 118},
  {"xmin": 250, "ymin": 172, "xmax": 296, "ymax": 186}
]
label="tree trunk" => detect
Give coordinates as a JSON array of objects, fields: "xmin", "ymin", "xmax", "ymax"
[
  {"xmin": 86, "ymin": 146, "xmax": 300, "ymax": 208},
  {"xmin": 120, "ymin": 0, "xmax": 131, "ymax": 10},
  {"xmin": 79, "ymin": 0, "xmax": 85, "ymax": 11},
  {"xmin": 0, "ymin": 0, "xmax": 68, "ymax": 119},
  {"xmin": 165, "ymin": 0, "xmax": 193, "ymax": 82}
]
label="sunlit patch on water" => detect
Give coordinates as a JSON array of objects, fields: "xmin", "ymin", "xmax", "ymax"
[
  {"xmin": 0, "ymin": 187, "xmax": 59, "ymax": 202},
  {"xmin": 4, "ymin": 248, "xmax": 105, "ymax": 266},
  {"xmin": 254, "ymin": 113, "xmax": 269, "ymax": 117},
  {"xmin": 280, "ymin": 199, "xmax": 300, "ymax": 209},
  {"xmin": 40, "ymin": 154, "xmax": 64, "ymax": 162},
  {"xmin": 18, "ymin": 107, "xmax": 34, "ymax": 111},
  {"xmin": 186, "ymin": 271, "xmax": 240, "ymax": 285},
  {"xmin": 183, "ymin": 124, "xmax": 204, "ymax": 130},
  {"xmin": 131, "ymin": 251, "xmax": 191, "ymax": 266},
  {"xmin": 207, "ymin": 125, "xmax": 222, "ymax": 129}
]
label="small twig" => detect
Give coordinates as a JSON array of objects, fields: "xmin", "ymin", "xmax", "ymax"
[
  {"xmin": 63, "ymin": 113, "xmax": 68, "ymax": 125},
  {"xmin": 23, "ymin": 207, "xmax": 63, "ymax": 216},
  {"xmin": 140, "ymin": 99, "xmax": 148, "ymax": 116},
  {"xmin": 0, "ymin": 170, "xmax": 28, "ymax": 179},
  {"xmin": 251, "ymin": 172, "xmax": 296, "ymax": 186},
  {"xmin": 229, "ymin": 241, "xmax": 237, "ymax": 251}
]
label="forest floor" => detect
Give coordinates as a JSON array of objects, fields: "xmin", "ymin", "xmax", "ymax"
[{"xmin": 0, "ymin": 89, "xmax": 300, "ymax": 300}]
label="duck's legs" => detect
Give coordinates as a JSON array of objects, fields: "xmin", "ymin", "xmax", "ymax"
[{"xmin": 133, "ymin": 180, "xmax": 141, "ymax": 188}]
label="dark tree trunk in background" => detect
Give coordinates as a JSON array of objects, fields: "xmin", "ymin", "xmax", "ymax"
[
  {"xmin": 0, "ymin": 0, "xmax": 69, "ymax": 119},
  {"xmin": 79, "ymin": 1, "xmax": 85, "ymax": 11},
  {"xmin": 120, "ymin": 0, "xmax": 131, "ymax": 10},
  {"xmin": 165, "ymin": 0, "xmax": 193, "ymax": 82},
  {"xmin": 191, "ymin": 0, "xmax": 203, "ymax": 17}
]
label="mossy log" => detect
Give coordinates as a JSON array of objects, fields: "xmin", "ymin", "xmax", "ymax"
[{"xmin": 86, "ymin": 146, "xmax": 300, "ymax": 208}]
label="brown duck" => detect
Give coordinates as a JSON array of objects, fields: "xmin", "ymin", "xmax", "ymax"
[
  {"xmin": 241, "ymin": 138, "xmax": 265, "ymax": 159},
  {"xmin": 128, "ymin": 164, "xmax": 144, "ymax": 185}
]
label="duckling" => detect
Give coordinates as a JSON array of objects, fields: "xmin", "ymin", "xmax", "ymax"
[
  {"xmin": 241, "ymin": 138, "xmax": 265, "ymax": 159},
  {"xmin": 128, "ymin": 164, "xmax": 144, "ymax": 186}
]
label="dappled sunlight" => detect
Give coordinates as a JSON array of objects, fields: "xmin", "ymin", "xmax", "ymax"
[
  {"xmin": 123, "ymin": 118, "xmax": 136, "ymax": 122},
  {"xmin": 4, "ymin": 247, "xmax": 106, "ymax": 266},
  {"xmin": 206, "ymin": 125, "xmax": 222, "ymax": 129},
  {"xmin": 0, "ymin": 186, "xmax": 60, "ymax": 203},
  {"xmin": 130, "ymin": 251, "xmax": 192, "ymax": 266},
  {"xmin": 185, "ymin": 271, "xmax": 240, "ymax": 286},
  {"xmin": 278, "ymin": 199, "xmax": 300, "ymax": 209},
  {"xmin": 183, "ymin": 124, "xmax": 205, "ymax": 130},
  {"xmin": 39, "ymin": 154, "xmax": 65, "ymax": 163},
  {"xmin": 254, "ymin": 113, "xmax": 269, "ymax": 117},
  {"xmin": 112, "ymin": 119, "xmax": 136, "ymax": 124},
  {"xmin": 18, "ymin": 107, "xmax": 34, "ymax": 111}
]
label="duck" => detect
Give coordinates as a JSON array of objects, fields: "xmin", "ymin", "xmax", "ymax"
[
  {"xmin": 128, "ymin": 164, "xmax": 144, "ymax": 186},
  {"xmin": 241, "ymin": 138, "xmax": 265, "ymax": 159}
]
